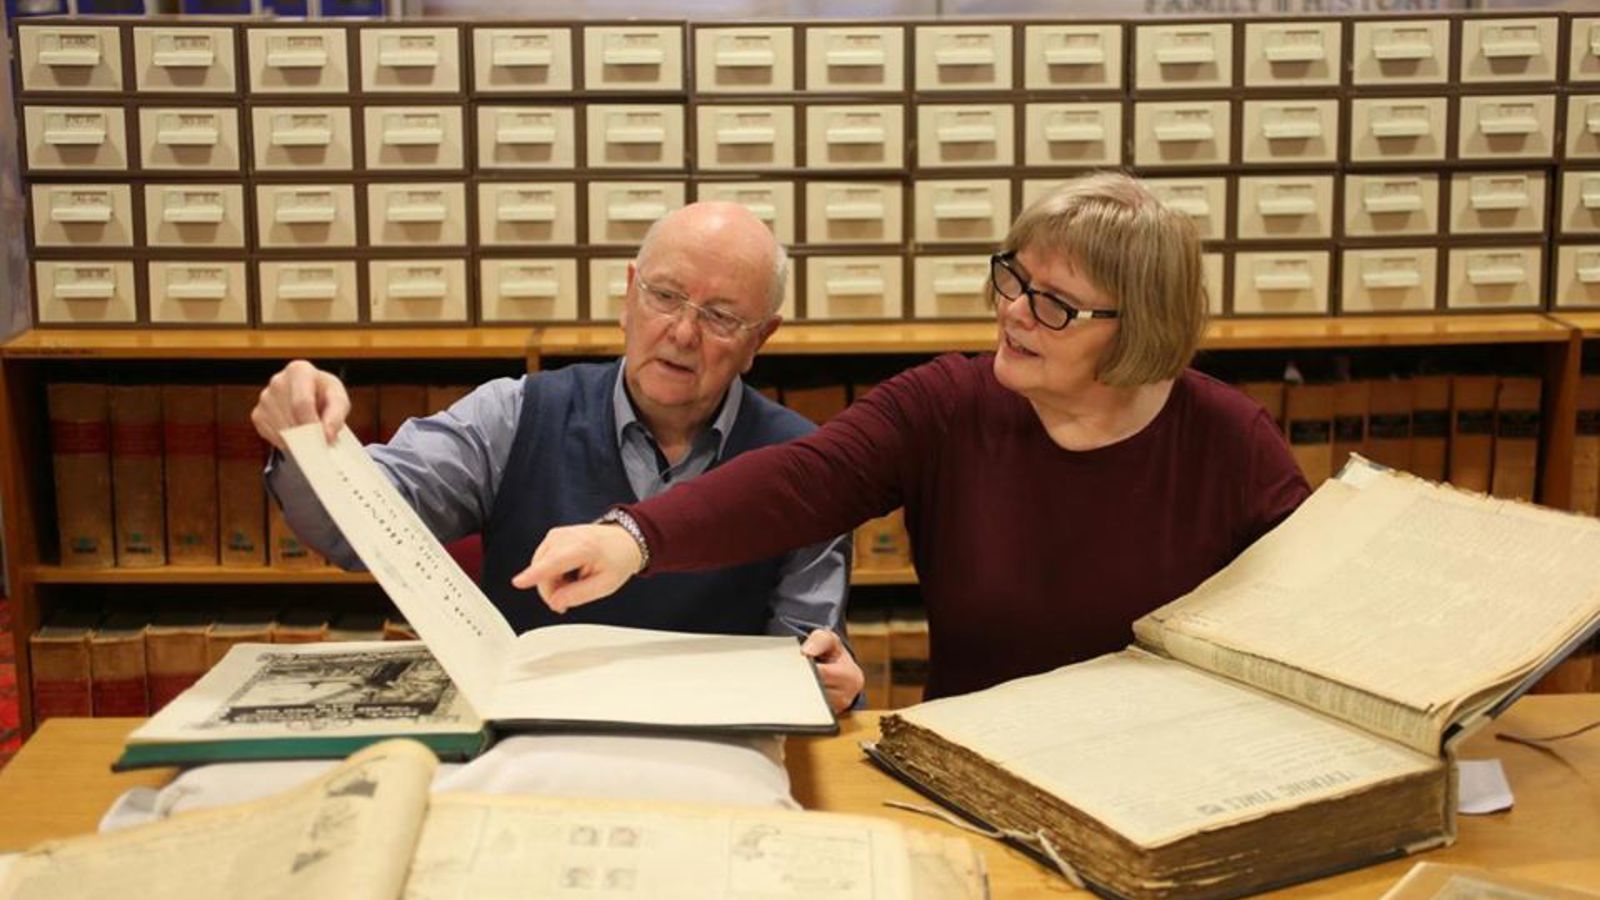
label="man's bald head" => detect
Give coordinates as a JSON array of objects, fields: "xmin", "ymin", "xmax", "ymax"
[{"xmin": 636, "ymin": 202, "xmax": 789, "ymax": 316}]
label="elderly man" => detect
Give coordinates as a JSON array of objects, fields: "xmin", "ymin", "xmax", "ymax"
[{"xmin": 252, "ymin": 202, "xmax": 862, "ymax": 713}]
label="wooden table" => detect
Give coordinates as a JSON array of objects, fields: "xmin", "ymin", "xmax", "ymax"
[{"xmin": 1, "ymin": 697, "xmax": 1596, "ymax": 897}]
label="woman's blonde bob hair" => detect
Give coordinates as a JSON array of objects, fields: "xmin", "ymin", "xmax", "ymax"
[{"xmin": 994, "ymin": 171, "xmax": 1207, "ymax": 387}]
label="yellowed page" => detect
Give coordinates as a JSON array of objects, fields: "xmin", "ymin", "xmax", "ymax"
[
  {"xmin": 897, "ymin": 650, "xmax": 1439, "ymax": 850},
  {"xmin": 0, "ymin": 740, "xmax": 436, "ymax": 900},
  {"xmin": 1137, "ymin": 472, "xmax": 1600, "ymax": 751},
  {"xmin": 404, "ymin": 793, "xmax": 931, "ymax": 900},
  {"xmin": 282, "ymin": 425, "xmax": 517, "ymax": 709},
  {"xmin": 491, "ymin": 624, "xmax": 834, "ymax": 730}
]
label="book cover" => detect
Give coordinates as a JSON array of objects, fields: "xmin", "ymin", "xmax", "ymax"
[
  {"xmin": 47, "ymin": 384, "xmax": 114, "ymax": 569},
  {"xmin": 1409, "ymin": 376, "xmax": 1451, "ymax": 483},
  {"xmin": 1449, "ymin": 375, "xmax": 1498, "ymax": 494},
  {"xmin": 1491, "ymin": 377, "xmax": 1541, "ymax": 502},
  {"xmin": 145, "ymin": 610, "xmax": 212, "ymax": 711},
  {"xmin": 89, "ymin": 612, "xmax": 150, "ymax": 716},
  {"xmin": 1367, "ymin": 379, "xmax": 1415, "ymax": 474},
  {"xmin": 1331, "ymin": 381, "xmax": 1369, "ymax": 478},
  {"xmin": 1284, "ymin": 383, "xmax": 1334, "ymax": 486},
  {"xmin": 216, "ymin": 386, "xmax": 268, "ymax": 568},
  {"xmin": 30, "ymin": 615, "xmax": 96, "ymax": 721},
  {"xmin": 109, "ymin": 385, "xmax": 166, "ymax": 567},
  {"xmin": 162, "ymin": 385, "xmax": 219, "ymax": 565}
]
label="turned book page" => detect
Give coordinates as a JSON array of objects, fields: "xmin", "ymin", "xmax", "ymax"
[
  {"xmin": 1135, "ymin": 470, "xmax": 1600, "ymax": 755},
  {"xmin": 894, "ymin": 650, "xmax": 1440, "ymax": 849}
]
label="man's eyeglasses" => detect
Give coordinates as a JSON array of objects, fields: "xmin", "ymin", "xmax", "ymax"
[
  {"xmin": 634, "ymin": 275, "xmax": 763, "ymax": 341},
  {"xmin": 990, "ymin": 253, "xmax": 1120, "ymax": 331}
]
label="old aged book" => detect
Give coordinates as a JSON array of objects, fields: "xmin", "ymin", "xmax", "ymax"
[
  {"xmin": 1285, "ymin": 383, "xmax": 1335, "ymax": 486},
  {"xmin": 424, "ymin": 384, "xmax": 474, "ymax": 415},
  {"xmin": 1572, "ymin": 376, "xmax": 1600, "ymax": 516},
  {"xmin": 29, "ymin": 611, "xmax": 97, "ymax": 721},
  {"xmin": 870, "ymin": 461, "xmax": 1600, "ymax": 899},
  {"xmin": 47, "ymin": 383, "xmax": 114, "ymax": 568},
  {"xmin": 145, "ymin": 610, "xmax": 213, "ymax": 711},
  {"xmin": 271, "ymin": 606, "xmax": 330, "ymax": 644},
  {"xmin": 1491, "ymin": 377, "xmax": 1542, "ymax": 502},
  {"xmin": 1237, "ymin": 380, "xmax": 1286, "ymax": 430},
  {"xmin": 783, "ymin": 384, "xmax": 849, "ymax": 424},
  {"xmin": 12, "ymin": 739, "xmax": 987, "ymax": 900},
  {"xmin": 1409, "ymin": 376, "xmax": 1452, "ymax": 483},
  {"xmin": 855, "ymin": 508, "xmax": 912, "ymax": 572},
  {"xmin": 89, "ymin": 612, "xmax": 150, "ymax": 716},
  {"xmin": 215, "ymin": 386, "xmax": 268, "ymax": 567},
  {"xmin": 346, "ymin": 385, "xmax": 380, "ymax": 445},
  {"xmin": 377, "ymin": 384, "xmax": 428, "ymax": 442},
  {"xmin": 268, "ymin": 504, "xmax": 326, "ymax": 569},
  {"xmin": 889, "ymin": 610, "xmax": 930, "ymax": 709},
  {"xmin": 848, "ymin": 611, "xmax": 892, "ymax": 710},
  {"xmin": 1450, "ymin": 375, "xmax": 1498, "ymax": 494},
  {"xmin": 162, "ymin": 385, "xmax": 219, "ymax": 565},
  {"xmin": 1380, "ymin": 862, "xmax": 1600, "ymax": 899},
  {"xmin": 205, "ymin": 607, "xmax": 276, "ymax": 667},
  {"xmin": 109, "ymin": 385, "xmax": 166, "ymax": 567},
  {"xmin": 1367, "ymin": 378, "xmax": 1414, "ymax": 474},
  {"xmin": 273, "ymin": 424, "xmax": 836, "ymax": 739},
  {"xmin": 1331, "ymin": 381, "xmax": 1370, "ymax": 476}
]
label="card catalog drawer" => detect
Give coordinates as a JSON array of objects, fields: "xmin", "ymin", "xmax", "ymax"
[
  {"xmin": 588, "ymin": 257, "xmax": 632, "ymax": 321},
  {"xmin": 696, "ymin": 105, "xmax": 796, "ymax": 171},
  {"xmin": 913, "ymin": 255, "xmax": 990, "ymax": 319},
  {"xmin": 588, "ymin": 181, "xmax": 686, "ymax": 246},
  {"xmin": 23, "ymin": 106, "xmax": 127, "ymax": 172},
  {"xmin": 251, "ymin": 106, "xmax": 354, "ymax": 172},
  {"xmin": 1143, "ymin": 177, "xmax": 1227, "ymax": 241},
  {"xmin": 30, "ymin": 184, "xmax": 134, "ymax": 248},
  {"xmin": 693, "ymin": 181, "xmax": 796, "ymax": 245},
  {"xmin": 1236, "ymin": 175, "xmax": 1335, "ymax": 240},
  {"xmin": 586, "ymin": 104, "xmax": 686, "ymax": 169},
  {"xmin": 1460, "ymin": 17, "xmax": 1558, "ymax": 84},
  {"xmin": 144, "ymin": 184, "xmax": 246, "ymax": 249},
  {"xmin": 1449, "ymin": 171, "xmax": 1546, "ymax": 235},
  {"xmin": 480, "ymin": 258, "xmax": 579, "ymax": 322},
  {"xmin": 918, "ymin": 104, "xmax": 1015, "ymax": 169},
  {"xmin": 805, "ymin": 256, "xmax": 903, "ymax": 319},
  {"xmin": 1573, "ymin": 19, "xmax": 1600, "ymax": 83},
  {"xmin": 1446, "ymin": 246, "xmax": 1544, "ymax": 310},
  {"xmin": 35, "ymin": 260, "xmax": 137, "ymax": 325},
  {"xmin": 804, "ymin": 26, "xmax": 904, "ymax": 93},
  {"xmin": 257, "ymin": 184, "xmax": 358, "ymax": 249},
  {"xmin": 364, "ymin": 105, "xmax": 466, "ymax": 171},
  {"xmin": 1555, "ymin": 245, "xmax": 1600, "ymax": 307},
  {"xmin": 369, "ymin": 258, "xmax": 468, "ymax": 323},
  {"xmin": 1243, "ymin": 21, "xmax": 1339, "ymax": 87},
  {"xmin": 472, "ymin": 27, "xmax": 573, "ymax": 92},
  {"xmin": 133, "ymin": 27, "xmax": 236, "ymax": 93},
  {"xmin": 258, "ymin": 260, "xmax": 359, "ymax": 325},
  {"xmin": 584, "ymin": 25, "xmax": 684, "ymax": 92},
  {"xmin": 805, "ymin": 181, "xmax": 904, "ymax": 245},
  {"xmin": 1241, "ymin": 99, "xmax": 1337, "ymax": 164},
  {"xmin": 18, "ymin": 25, "xmax": 123, "ymax": 93},
  {"xmin": 1559, "ymin": 171, "xmax": 1600, "ymax": 235},
  {"xmin": 149, "ymin": 261, "xmax": 247, "ymax": 325},
  {"xmin": 360, "ymin": 27, "xmax": 460, "ymax": 93},
  {"xmin": 477, "ymin": 182, "xmax": 578, "ymax": 246},
  {"xmin": 367, "ymin": 182, "xmax": 468, "ymax": 247},
  {"xmin": 1341, "ymin": 248, "xmax": 1438, "ymax": 313},
  {"xmin": 915, "ymin": 25, "xmax": 1013, "ymax": 91},
  {"xmin": 1024, "ymin": 102, "xmax": 1121, "ymax": 167},
  {"xmin": 1344, "ymin": 174, "xmax": 1440, "ymax": 238},
  {"xmin": 247, "ymin": 28, "xmax": 350, "ymax": 94},
  {"xmin": 1133, "ymin": 100, "xmax": 1230, "ymax": 168},
  {"xmin": 1134, "ymin": 23, "xmax": 1232, "ymax": 90},
  {"xmin": 1351, "ymin": 20, "xmax": 1449, "ymax": 85},
  {"xmin": 1233, "ymin": 251, "xmax": 1331, "ymax": 315},
  {"xmin": 475, "ymin": 106, "xmax": 576, "ymax": 170},
  {"xmin": 1566, "ymin": 96, "xmax": 1600, "ymax": 160},
  {"xmin": 804, "ymin": 104, "xmax": 904, "ymax": 170},
  {"xmin": 1458, "ymin": 95, "xmax": 1556, "ymax": 160},
  {"xmin": 1203, "ymin": 252, "xmax": 1224, "ymax": 316},
  {"xmin": 1023, "ymin": 24, "xmax": 1122, "ymax": 91},
  {"xmin": 913, "ymin": 179, "xmax": 1008, "ymax": 244},
  {"xmin": 138, "ymin": 106, "xmax": 242, "ymax": 172},
  {"xmin": 696, "ymin": 26, "xmax": 794, "ymax": 93},
  {"xmin": 1349, "ymin": 97, "xmax": 1447, "ymax": 163}
]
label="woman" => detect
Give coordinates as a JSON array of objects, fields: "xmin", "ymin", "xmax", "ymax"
[{"xmin": 517, "ymin": 171, "xmax": 1310, "ymax": 701}]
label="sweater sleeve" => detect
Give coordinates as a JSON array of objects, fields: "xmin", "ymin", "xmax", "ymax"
[
  {"xmin": 1234, "ymin": 408, "xmax": 1312, "ymax": 552},
  {"xmin": 625, "ymin": 354, "xmax": 970, "ymax": 574}
]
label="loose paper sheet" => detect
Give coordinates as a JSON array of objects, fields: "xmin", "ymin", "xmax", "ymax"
[{"xmin": 1456, "ymin": 759, "xmax": 1514, "ymax": 815}]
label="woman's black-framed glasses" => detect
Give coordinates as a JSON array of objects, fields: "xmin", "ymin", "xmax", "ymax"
[{"xmin": 990, "ymin": 252, "xmax": 1120, "ymax": 331}]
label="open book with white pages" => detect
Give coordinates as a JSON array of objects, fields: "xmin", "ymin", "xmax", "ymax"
[{"xmin": 867, "ymin": 457, "xmax": 1600, "ymax": 899}]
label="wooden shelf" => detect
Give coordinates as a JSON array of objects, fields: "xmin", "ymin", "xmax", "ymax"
[
  {"xmin": 1203, "ymin": 314, "xmax": 1573, "ymax": 350},
  {"xmin": 850, "ymin": 567, "xmax": 918, "ymax": 586},
  {"xmin": 29, "ymin": 564, "xmax": 919, "ymax": 588},
  {"xmin": 1549, "ymin": 312, "xmax": 1600, "ymax": 337},
  {"xmin": 0, "ymin": 328, "xmax": 537, "ymax": 360}
]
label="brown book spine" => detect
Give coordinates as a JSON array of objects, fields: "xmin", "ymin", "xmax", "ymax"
[
  {"xmin": 145, "ymin": 624, "xmax": 211, "ymax": 711},
  {"xmin": 347, "ymin": 385, "xmax": 380, "ymax": 445},
  {"xmin": 216, "ymin": 386, "xmax": 268, "ymax": 567},
  {"xmin": 1366, "ymin": 379, "xmax": 1414, "ymax": 474},
  {"xmin": 888, "ymin": 612, "xmax": 930, "ymax": 709},
  {"xmin": 854, "ymin": 508, "xmax": 912, "ymax": 572},
  {"xmin": 1284, "ymin": 384, "xmax": 1334, "ymax": 487},
  {"xmin": 1331, "ymin": 382, "xmax": 1369, "ymax": 476},
  {"xmin": 1237, "ymin": 381, "xmax": 1286, "ymax": 431},
  {"xmin": 90, "ymin": 626, "xmax": 150, "ymax": 716},
  {"xmin": 1409, "ymin": 376, "xmax": 1452, "ymax": 483},
  {"xmin": 1572, "ymin": 376, "xmax": 1600, "ymax": 516},
  {"xmin": 425, "ymin": 385, "xmax": 474, "ymax": 416},
  {"xmin": 110, "ymin": 386, "xmax": 166, "ymax": 567},
  {"xmin": 163, "ymin": 385, "xmax": 219, "ymax": 565},
  {"xmin": 268, "ymin": 503, "xmax": 327, "ymax": 569},
  {"xmin": 382, "ymin": 618, "xmax": 419, "ymax": 641},
  {"xmin": 48, "ymin": 384, "xmax": 115, "ymax": 568},
  {"xmin": 847, "ymin": 614, "xmax": 892, "ymax": 710},
  {"xmin": 784, "ymin": 385, "xmax": 850, "ymax": 425},
  {"xmin": 30, "ymin": 628, "xmax": 94, "ymax": 720},
  {"xmin": 1450, "ymin": 375, "xmax": 1498, "ymax": 494},
  {"xmin": 1491, "ymin": 377, "xmax": 1541, "ymax": 502},
  {"xmin": 377, "ymin": 384, "xmax": 429, "ymax": 443},
  {"xmin": 205, "ymin": 624, "xmax": 276, "ymax": 667}
]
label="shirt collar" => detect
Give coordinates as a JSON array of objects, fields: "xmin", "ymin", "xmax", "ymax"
[{"xmin": 611, "ymin": 358, "xmax": 744, "ymax": 460}]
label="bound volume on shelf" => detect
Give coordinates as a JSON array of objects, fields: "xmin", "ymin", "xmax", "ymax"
[{"xmin": 868, "ymin": 459, "xmax": 1600, "ymax": 900}]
